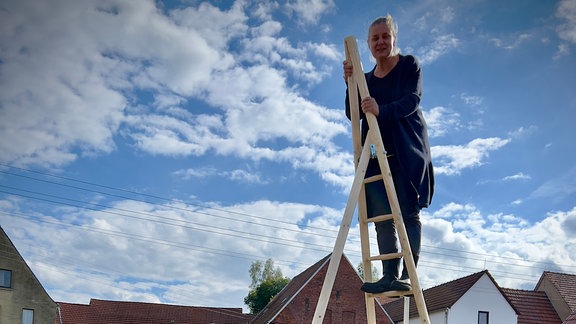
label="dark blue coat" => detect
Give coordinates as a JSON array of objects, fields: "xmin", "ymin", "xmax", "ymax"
[{"xmin": 346, "ymin": 55, "xmax": 434, "ymax": 209}]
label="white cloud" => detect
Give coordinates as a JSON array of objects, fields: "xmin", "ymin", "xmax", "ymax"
[
  {"xmin": 554, "ymin": 43, "xmax": 571, "ymax": 59},
  {"xmin": 0, "ymin": 196, "xmax": 345, "ymax": 307},
  {"xmin": 173, "ymin": 166, "xmax": 267, "ymax": 184},
  {"xmin": 3, "ymin": 182, "xmax": 576, "ymax": 307},
  {"xmin": 502, "ymin": 173, "xmax": 531, "ymax": 181},
  {"xmin": 285, "ymin": 0, "xmax": 335, "ymax": 24},
  {"xmin": 507, "ymin": 125, "xmax": 538, "ymax": 139},
  {"xmin": 416, "ymin": 34, "xmax": 459, "ymax": 65},
  {"xmin": 420, "ymin": 205, "xmax": 576, "ymax": 288},
  {"xmin": 0, "ymin": 0, "xmax": 346, "ymax": 187},
  {"xmin": 460, "ymin": 93, "xmax": 483, "ymax": 106},
  {"xmin": 556, "ymin": 0, "xmax": 576, "ymax": 44},
  {"xmin": 432, "ymin": 137, "xmax": 511, "ymax": 175},
  {"xmin": 423, "ymin": 106, "xmax": 461, "ymax": 138},
  {"xmin": 490, "ymin": 33, "xmax": 533, "ymax": 50}
]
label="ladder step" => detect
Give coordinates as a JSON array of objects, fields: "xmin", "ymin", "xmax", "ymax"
[
  {"xmin": 364, "ymin": 213, "xmax": 394, "ymax": 223},
  {"xmin": 369, "ymin": 290, "xmax": 414, "ymax": 298},
  {"xmin": 369, "ymin": 252, "xmax": 403, "ymax": 261},
  {"xmin": 363, "ymin": 174, "xmax": 383, "ymax": 184}
]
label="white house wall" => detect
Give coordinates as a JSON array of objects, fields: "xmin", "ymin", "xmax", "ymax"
[
  {"xmin": 400, "ymin": 274, "xmax": 517, "ymax": 324},
  {"xmin": 447, "ymin": 274, "xmax": 517, "ymax": 324},
  {"xmin": 404, "ymin": 310, "xmax": 447, "ymax": 324}
]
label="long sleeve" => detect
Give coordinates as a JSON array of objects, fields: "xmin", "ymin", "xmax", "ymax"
[
  {"xmin": 376, "ymin": 55, "xmax": 422, "ymax": 122},
  {"xmin": 343, "ymin": 55, "xmax": 433, "ymax": 208}
]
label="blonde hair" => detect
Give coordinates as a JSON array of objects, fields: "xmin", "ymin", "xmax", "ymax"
[{"xmin": 368, "ymin": 14, "xmax": 400, "ymax": 55}]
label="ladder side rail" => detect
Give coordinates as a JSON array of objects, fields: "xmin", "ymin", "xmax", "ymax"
[
  {"xmin": 311, "ymin": 141, "xmax": 372, "ymax": 324},
  {"xmin": 345, "ymin": 36, "xmax": 377, "ymax": 324},
  {"xmin": 344, "ymin": 42, "xmax": 376, "ymax": 324},
  {"xmin": 348, "ymin": 73, "xmax": 362, "ymax": 168},
  {"xmin": 359, "ymin": 184, "xmax": 376, "ymax": 324}
]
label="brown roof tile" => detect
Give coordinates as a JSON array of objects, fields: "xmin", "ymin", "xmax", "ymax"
[
  {"xmin": 57, "ymin": 299, "xmax": 252, "ymax": 324},
  {"xmin": 502, "ymin": 288, "xmax": 562, "ymax": 324},
  {"xmin": 538, "ymin": 271, "xmax": 576, "ymax": 310}
]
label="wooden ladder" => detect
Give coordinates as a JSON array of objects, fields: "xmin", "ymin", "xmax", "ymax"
[{"xmin": 312, "ymin": 36, "xmax": 430, "ymax": 324}]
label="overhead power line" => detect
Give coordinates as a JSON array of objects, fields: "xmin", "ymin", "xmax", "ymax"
[{"xmin": 1, "ymin": 161, "xmax": 575, "ymax": 282}]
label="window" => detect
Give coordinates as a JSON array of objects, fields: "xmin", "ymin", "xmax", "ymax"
[
  {"xmin": 478, "ymin": 311, "xmax": 489, "ymax": 324},
  {"xmin": 22, "ymin": 309, "xmax": 34, "ymax": 324},
  {"xmin": 0, "ymin": 269, "xmax": 11, "ymax": 288}
]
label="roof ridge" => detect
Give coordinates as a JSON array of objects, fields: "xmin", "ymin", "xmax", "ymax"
[
  {"xmin": 543, "ymin": 270, "xmax": 576, "ymax": 276},
  {"xmin": 88, "ymin": 298, "xmax": 245, "ymax": 310},
  {"xmin": 501, "ymin": 287, "xmax": 545, "ymax": 293}
]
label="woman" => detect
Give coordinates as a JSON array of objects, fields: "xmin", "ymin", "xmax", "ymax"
[{"xmin": 344, "ymin": 15, "xmax": 434, "ymax": 293}]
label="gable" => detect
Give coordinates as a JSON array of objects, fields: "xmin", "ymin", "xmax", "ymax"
[
  {"xmin": 0, "ymin": 226, "xmax": 57, "ymax": 324},
  {"xmin": 250, "ymin": 254, "xmax": 331, "ymax": 323},
  {"xmin": 0, "ymin": 226, "xmax": 54, "ymax": 302},
  {"xmin": 251, "ymin": 253, "xmax": 393, "ymax": 324},
  {"xmin": 450, "ymin": 274, "xmax": 517, "ymax": 319},
  {"xmin": 536, "ymin": 271, "xmax": 576, "ymax": 311},
  {"xmin": 382, "ymin": 270, "xmax": 518, "ymax": 322},
  {"xmin": 382, "ymin": 270, "xmax": 485, "ymax": 320}
]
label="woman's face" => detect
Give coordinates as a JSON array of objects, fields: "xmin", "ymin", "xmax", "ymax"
[{"xmin": 368, "ymin": 23, "xmax": 396, "ymax": 59}]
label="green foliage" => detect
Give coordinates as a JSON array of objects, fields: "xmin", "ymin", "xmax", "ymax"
[
  {"xmin": 244, "ymin": 259, "xmax": 290, "ymax": 314},
  {"xmin": 244, "ymin": 277, "xmax": 291, "ymax": 314},
  {"xmin": 248, "ymin": 258, "xmax": 283, "ymax": 288}
]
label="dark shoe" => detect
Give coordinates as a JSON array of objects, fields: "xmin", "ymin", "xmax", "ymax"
[
  {"xmin": 361, "ymin": 274, "xmax": 394, "ymax": 293},
  {"xmin": 400, "ymin": 271, "xmax": 409, "ymax": 281},
  {"xmin": 390, "ymin": 278, "xmax": 411, "ymax": 291}
]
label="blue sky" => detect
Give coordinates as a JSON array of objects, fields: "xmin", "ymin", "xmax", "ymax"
[{"xmin": 1, "ymin": 0, "xmax": 575, "ymax": 311}]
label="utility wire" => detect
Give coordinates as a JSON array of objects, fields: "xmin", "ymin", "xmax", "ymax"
[{"xmin": 2, "ymin": 162, "xmax": 575, "ymax": 280}]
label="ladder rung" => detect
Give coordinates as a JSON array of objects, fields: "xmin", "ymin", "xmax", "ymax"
[
  {"xmin": 369, "ymin": 252, "xmax": 403, "ymax": 261},
  {"xmin": 363, "ymin": 174, "xmax": 383, "ymax": 184},
  {"xmin": 369, "ymin": 290, "xmax": 414, "ymax": 298},
  {"xmin": 364, "ymin": 213, "xmax": 394, "ymax": 223}
]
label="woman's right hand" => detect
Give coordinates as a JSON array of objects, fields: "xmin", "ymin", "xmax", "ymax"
[{"xmin": 343, "ymin": 60, "xmax": 353, "ymax": 81}]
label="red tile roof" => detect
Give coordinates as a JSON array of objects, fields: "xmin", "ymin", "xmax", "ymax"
[
  {"xmin": 57, "ymin": 299, "xmax": 253, "ymax": 324},
  {"xmin": 538, "ymin": 271, "xmax": 576, "ymax": 310},
  {"xmin": 501, "ymin": 288, "xmax": 562, "ymax": 324}
]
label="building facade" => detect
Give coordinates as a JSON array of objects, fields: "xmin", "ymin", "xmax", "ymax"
[{"xmin": 0, "ymin": 226, "xmax": 57, "ymax": 324}]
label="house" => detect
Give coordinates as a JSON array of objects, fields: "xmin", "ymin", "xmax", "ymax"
[
  {"xmin": 382, "ymin": 270, "xmax": 518, "ymax": 323},
  {"xmin": 0, "ymin": 226, "xmax": 58, "ymax": 324},
  {"xmin": 536, "ymin": 271, "xmax": 576, "ymax": 322},
  {"xmin": 250, "ymin": 253, "xmax": 393, "ymax": 324},
  {"xmin": 57, "ymin": 298, "xmax": 253, "ymax": 323}
]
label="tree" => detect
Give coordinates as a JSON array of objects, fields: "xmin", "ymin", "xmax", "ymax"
[
  {"xmin": 357, "ymin": 262, "xmax": 380, "ymax": 281},
  {"xmin": 244, "ymin": 259, "xmax": 290, "ymax": 314}
]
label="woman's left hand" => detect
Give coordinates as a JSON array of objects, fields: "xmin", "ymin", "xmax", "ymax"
[{"xmin": 361, "ymin": 97, "xmax": 379, "ymax": 116}]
